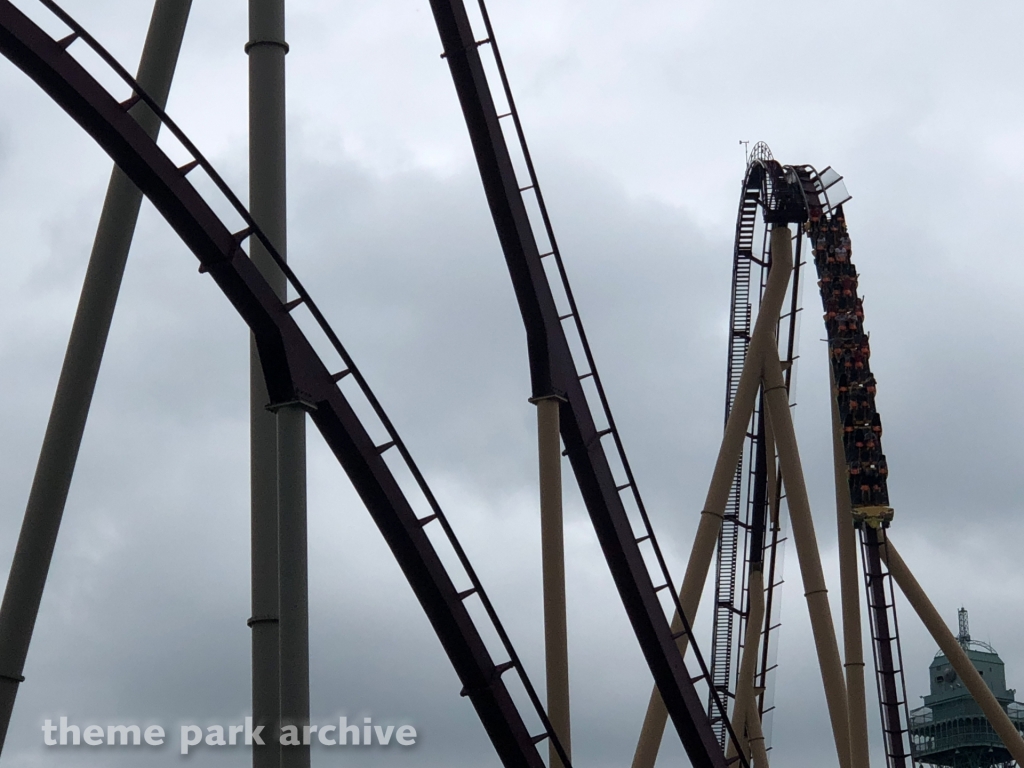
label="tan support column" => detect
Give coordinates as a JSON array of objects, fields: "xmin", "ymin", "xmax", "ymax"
[
  {"xmin": 830, "ymin": 369, "xmax": 870, "ymax": 768},
  {"xmin": 763, "ymin": 339, "xmax": 851, "ymax": 768},
  {"xmin": 881, "ymin": 538, "xmax": 1024, "ymax": 765},
  {"xmin": 747, "ymin": 697, "xmax": 770, "ymax": 768},
  {"xmin": 727, "ymin": 568, "xmax": 767, "ymax": 763},
  {"xmin": 746, "ymin": 571, "xmax": 770, "ymax": 768},
  {"xmin": 630, "ymin": 225, "xmax": 795, "ymax": 768},
  {"xmin": 535, "ymin": 396, "xmax": 570, "ymax": 767}
]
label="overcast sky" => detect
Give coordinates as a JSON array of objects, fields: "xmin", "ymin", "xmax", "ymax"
[{"xmin": 0, "ymin": 0, "xmax": 1022, "ymax": 766}]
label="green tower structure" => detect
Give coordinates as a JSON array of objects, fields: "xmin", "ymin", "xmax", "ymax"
[{"xmin": 910, "ymin": 609, "xmax": 1024, "ymax": 768}]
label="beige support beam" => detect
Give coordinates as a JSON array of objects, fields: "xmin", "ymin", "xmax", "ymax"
[
  {"xmin": 830, "ymin": 369, "xmax": 870, "ymax": 768},
  {"xmin": 747, "ymin": 696, "xmax": 769, "ymax": 768},
  {"xmin": 630, "ymin": 225, "xmax": 795, "ymax": 768},
  {"xmin": 761, "ymin": 237, "xmax": 851, "ymax": 768},
  {"xmin": 536, "ymin": 396, "xmax": 570, "ymax": 767},
  {"xmin": 728, "ymin": 569, "xmax": 767, "ymax": 764},
  {"xmin": 746, "ymin": 570, "xmax": 770, "ymax": 768},
  {"xmin": 880, "ymin": 538, "xmax": 1024, "ymax": 766}
]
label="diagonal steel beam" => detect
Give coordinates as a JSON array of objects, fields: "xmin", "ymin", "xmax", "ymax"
[{"xmin": 0, "ymin": 0, "xmax": 192, "ymax": 752}]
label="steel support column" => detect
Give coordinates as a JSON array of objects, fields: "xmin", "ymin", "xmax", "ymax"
[
  {"xmin": 763, "ymin": 350, "xmax": 851, "ymax": 768},
  {"xmin": 729, "ymin": 405, "xmax": 770, "ymax": 765},
  {"xmin": 761, "ymin": 242, "xmax": 851, "ymax": 768},
  {"xmin": 630, "ymin": 224, "xmax": 793, "ymax": 768},
  {"xmin": 276, "ymin": 402, "xmax": 308, "ymax": 764},
  {"xmin": 0, "ymin": 1, "xmax": 191, "ymax": 754},
  {"xmin": 535, "ymin": 396, "xmax": 570, "ymax": 768},
  {"xmin": 746, "ymin": 697, "xmax": 769, "ymax": 768},
  {"xmin": 830, "ymin": 369, "xmax": 870, "ymax": 768},
  {"xmin": 247, "ymin": 0, "xmax": 308, "ymax": 765},
  {"xmin": 728, "ymin": 569, "xmax": 766, "ymax": 763}
]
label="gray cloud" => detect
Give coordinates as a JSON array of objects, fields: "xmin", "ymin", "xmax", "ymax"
[{"xmin": 0, "ymin": 0, "xmax": 1021, "ymax": 766}]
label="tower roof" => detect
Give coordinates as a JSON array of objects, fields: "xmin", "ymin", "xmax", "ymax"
[{"xmin": 924, "ymin": 610, "xmax": 1013, "ymax": 705}]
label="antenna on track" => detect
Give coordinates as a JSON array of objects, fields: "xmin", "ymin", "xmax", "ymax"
[{"xmin": 739, "ymin": 139, "xmax": 750, "ymax": 166}]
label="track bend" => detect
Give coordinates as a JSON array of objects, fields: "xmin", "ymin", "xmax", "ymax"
[
  {"xmin": 724, "ymin": 154, "xmax": 913, "ymax": 767},
  {"xmin": 0, "ymin": 2, "xmax": 567, "ymax": 766},
  {"xmin": 429, "ymin": 2, "xmax": 745, "ymax": 766},
  {"xmin": 710, "ymin": 144, "xmax": 808, "ymax": 748},
  {"xmin": 715, "ymin": 151, "xmax": 918, "ymax": 768}
]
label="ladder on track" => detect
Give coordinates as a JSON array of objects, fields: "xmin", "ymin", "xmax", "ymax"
[
  {"xmin": 709, "ymin": 160, "xmax": 798, "ymax": 750},
  {"xmin": 708, "ymin": 193, "xmax": 754, "ymax": 744},
  {"xmin": 709, "ymin": 463, "xmax": 741, "ymax": 743},
  {"xmin": 862, "ymin": 527, "xmax": 913, "ymax": 768}
]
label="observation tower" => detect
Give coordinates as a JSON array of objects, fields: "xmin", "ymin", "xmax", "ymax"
[{"xmin": 910, "ymin": 609, "xmax": 1024, "ymax": 768}]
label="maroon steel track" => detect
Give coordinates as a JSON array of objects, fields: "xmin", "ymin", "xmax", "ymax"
[
  {"xmin": 427, "ymin": 2, "xmax": 738, "ymax": 766},
  {"xmin": 808, "ymin": 208, "xmax": 913, "ymax": 768},
  {"xmin": 0, "ymin": 2, "xmax": 565, "ymax": 766}
]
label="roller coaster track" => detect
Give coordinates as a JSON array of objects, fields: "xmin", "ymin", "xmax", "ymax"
[
  {"xmin": 731, "ymin": 153, "xmax": 915, "ymax": 767},
  {"xmin": 0, "ymin": 2, "xmax": 568, "ymax": 766},
  {"xmin": 717, "ymin": 150, "xmax": 915, "ymax": 768},
  {"xmin": 429, "ymin": 1, "xmax": 756, "ymax": 766},
  {"xmin": 709, "ymin": 144, "xmax": 806, "ymax": 748},
  {"xmin": 808, "ymin": 209, "xmax": 914, "ymax": 768}
]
